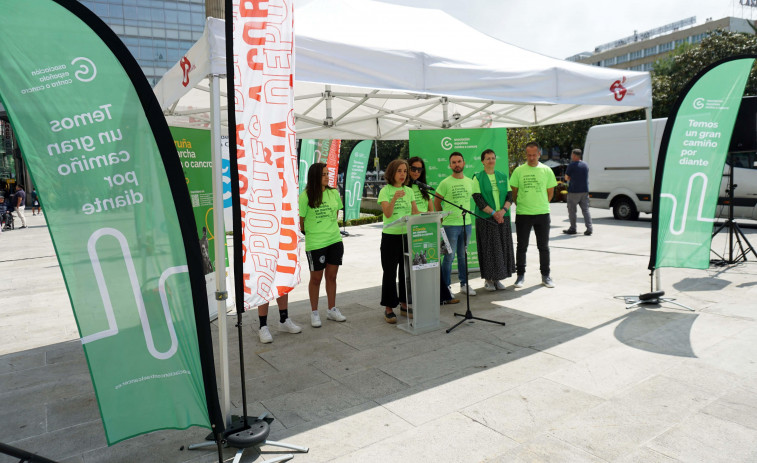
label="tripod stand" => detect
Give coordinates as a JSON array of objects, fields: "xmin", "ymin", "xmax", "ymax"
[
  {"xmin": 419, "ymin": 183, "xmax": 506, "ymax": 333},
  {"xmin": 710, "ymin": 158, "xmax": 757, "ymax": 265}
]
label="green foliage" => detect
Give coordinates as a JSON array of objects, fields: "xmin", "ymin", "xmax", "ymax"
[
  {"xmin": 506, "ymin": 127, "xmax": 534, "ymax": 167},
  {"xmin": 338, "ymin": 140, "xmax": 408, "ymax": 173},
  {"xmin": 338, "ymin": 208, "xmax": 383, "ymax": 227}
]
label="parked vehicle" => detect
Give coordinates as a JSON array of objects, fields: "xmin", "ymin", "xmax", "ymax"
[{"xmin": 583, "ymin": 118, "xmax": 757, "ymax": 220}]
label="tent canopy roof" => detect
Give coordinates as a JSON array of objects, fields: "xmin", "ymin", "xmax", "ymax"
[{"xmin": 154, "ymin": 0, "xmax": 652, "ymax": 140}]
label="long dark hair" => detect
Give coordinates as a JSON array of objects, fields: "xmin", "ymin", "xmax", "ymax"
[
  {"xmin": 408, "ymin": 156, "xmax": 430, "ymax": 201},
  {"xmin": 305, "ymin": 162, "xmax": 333, "ymax": 208}
]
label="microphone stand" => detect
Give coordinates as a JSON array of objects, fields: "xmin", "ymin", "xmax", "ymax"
[{"xmin": 416, "ymin": 181, "xmax": 507, "ymax": 333}]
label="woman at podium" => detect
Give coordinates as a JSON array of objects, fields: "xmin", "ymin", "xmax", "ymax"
[
  {"xmin": 472, "ymin": 149, "xmax": 515, "ymax": 291},
  {"xmin": 408, "ymin": 156, "xmax": 433, "ymax": 212},
  {"xmin": 378, "ymin": 159, "xmax": 419, "ymax": 324}
]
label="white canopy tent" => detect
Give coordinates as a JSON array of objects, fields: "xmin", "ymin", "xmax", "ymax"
[
  {"xmin": 154, "ymin": 0, "xmax": 652, "ymax": 140},
  {"xmin": 153, "ymin": 0, "xmax": 655, "ymax": 425}
]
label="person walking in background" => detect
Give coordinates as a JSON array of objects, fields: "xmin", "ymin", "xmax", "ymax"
[
  {"xmin": 408, "ymin": 156, "xmax": 433, "ymax": 212},
  {"xmin": 14, "ymin": 184, "xmax": 26, "ymax": 229},
  {"xmin": 299, "ymin": 162, "xmax": 347, "ymax": 328},
  {"xmin": 378, "ymin": 159, "xmax": 419, "ymax": 324},
  {"xmin": 563, "ymin": 148, "xmax": 593, "ymax": 236},
  {"xmin": 434, "ymin": 152, "xmax": 476, "ymax": 296},
  {"xmin": 510, "ymin": 142, "xmax": 557, "ymax": 288},
  {"xmin": 472, "ymin": 149, "xmax": 515, "ymax": 291},
  {"xmin": 31, "ymin": 188, "xmax": 41, "ymax": 216}
]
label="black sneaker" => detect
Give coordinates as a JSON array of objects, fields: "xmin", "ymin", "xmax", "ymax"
[
  {"xmin": 562, "ymin": 229, "xmax": 577, "ymax": 235},
  {"xmin": 514, "ymin": 275, "xmax": 526, "ymax": 288},
  {"xmin": 584, "ymin": 230, "xmax": 593, "ymax": 236}
]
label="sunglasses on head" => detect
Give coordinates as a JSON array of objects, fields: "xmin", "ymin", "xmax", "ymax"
[{"xmin": 410, "ymin": 166, "xmax": 423, "ymax": 172}]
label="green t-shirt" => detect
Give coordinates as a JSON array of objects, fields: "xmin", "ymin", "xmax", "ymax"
[
  {"xmin": 378, "ymin": 184, "xmax": 415, "ymax": 234},
  {"xmin": 509, "ymin": 163, "xmax": 557, "ymax": 215},
  {"xmin": 411, "ymin": 184, "xmax": 430, "ymax": 212},
  {"xmin": 436, "ymin": 175, "xmax": 474, "ymax": 226},
  {"xmin": 298, "ymin": 188, "xmax": 343, "ymax": 251},
  {"xmin": 472, "ymin": 173, "xmax": 503, "ymax": 211}
]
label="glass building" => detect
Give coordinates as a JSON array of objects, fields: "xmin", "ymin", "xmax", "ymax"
[{"xmin": 79, "ymin": 0, "xmax": 207, "ymax": 86}]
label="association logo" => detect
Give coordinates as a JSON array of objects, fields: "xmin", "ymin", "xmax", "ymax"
[
  {"xmin": 71, "ymin": 57, "xmax": 96, "ymax": 82},
  {"xmin": 610, "ymin": 77, "xmax": 628, "ymax": 101},
  {"xmin": 693, "ymin": 98, "xmax": 705, "ymax": 110},
  {"xmin": 441, "ymin": 136, "xmax": 453, "ymax": 150},
  {"xmin": 180, "ymin": 56, "xmax": 193, "ymax": 87}
]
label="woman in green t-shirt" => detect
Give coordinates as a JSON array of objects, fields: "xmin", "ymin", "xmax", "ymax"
[
  {"xmin": 408, "ymin": 156, "xmax": 433, "ymax": 213},
  {"xmin": 299, "ymin": 163, "xmax": 347, "ymax": 329},
  {"xmin": 378, "ymin": 159, "xmax": 419, "ymax": 324}
]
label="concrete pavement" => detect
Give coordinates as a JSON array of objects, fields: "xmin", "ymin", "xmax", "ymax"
[{"xmin": 2, "ymin": 206, "xmax": 757, "ymax": 462}]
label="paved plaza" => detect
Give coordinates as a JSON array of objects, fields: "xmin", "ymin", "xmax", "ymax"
[{"xmin": 2, "ymin": 206, "xmax": 757, "ymax": 462}]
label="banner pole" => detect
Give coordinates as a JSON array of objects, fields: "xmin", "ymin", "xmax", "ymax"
[
  {"xmin": 209, "ymin": 74, "xmax": 231, "ymax": 425},
  {"xmin": 645, "ymin": 107, "xmax": 662, "ymax": 292}
]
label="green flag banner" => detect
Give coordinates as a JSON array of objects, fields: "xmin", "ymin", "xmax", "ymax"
[
  {"xmin": 0, "ymin": 0, "xmax": 222, "ymax": 444},
  {"xmin": 298, "ymin": 139, "xmax": 317, "ymax": 194},
  {"xmin": 650, "ymin": 58, "xmax": 754, "ymax": 270},
  {"xmin": 409, "ymin": 128, "xmax": 508, "ymax": 269},
  {"xmin": 344, "ymin": 140, "xmax": 373, "ymax": 221}
]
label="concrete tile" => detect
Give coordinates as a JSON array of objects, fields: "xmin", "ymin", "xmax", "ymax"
[
  {"xmin": 487, "ymin": 434, "xmax": 607, "ymax": 463},
  {"xmin": 461, "ymin": 378, "xmax": 604, "ymax": 443},
  {"xmin": 260, "ymin": 380, "xmax": 369, "ymax": 428},
  {"xmin": 46, "ymin": 395, "xmax": 101, "ymax": 433},
  {"xmin": 242, "ymin": 365, "xmax": 332, "ymax": 402},
  {"xmin": 544, "ymin": 343, "xmax": 680, "ymax": 399},
  {"xmin": 336, "ymin": 367, "xmax": 411, "ymax": 401},
  {"xmin": 0, "ymin": 403, "xmax": 46, "ymax": 442},
  {"xmin": 257, "ymin": 337, "xmax": 358, "ymax": 372},
  {"xmin": 378, "ymin": 339, "xmax": 511, "ymax": 386},
  {"xmin": 647, "ymin": 412, "xmax": 757, "ymax": 462},
  {"xmin": 271, "ymin": 402, "xmax": 413, "ymax": 463},
  {"xmin": 329, "ymin": 412, "xmax": 517, "ymax": 463},
  {"xmin": 614, "ymin": 447, "xmax": 682, "ymax": 463},
  {"xmin": 379, "ymin": 350, "xmax": 573, "ymax": 426},
  {"xmin": 0, "ymin": 349, "xmax": 45, "ymax": 375},
  {"xmin": 8, "ymin": 420, "xmax": 106, "ymax": 462},
  {"xmin": 701, "ymin": 386, "xmax": 757, "ymax": 430}
]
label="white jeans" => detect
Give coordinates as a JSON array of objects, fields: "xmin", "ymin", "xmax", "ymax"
[{"xmin": 15, "ymin": 206, "xmax": 26, "ymax": 227}]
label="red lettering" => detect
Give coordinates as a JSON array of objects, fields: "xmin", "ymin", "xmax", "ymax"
[
  {"xmin": 243, "ymin": 273, "xmax": 251, "ymax": 294},
  {"xmin": 279, "ymin": 227, "xmax": 297, "ymax": 251},
  {"xmin": 247, "ymin": 48, "xmax": 264, "ymax": 71},
  {"xmin": 242, "ymin": 22, "xmax": 266, "ymax": 46},
  {"xmin": 249, "ymin": 85, "xmax": 262, "ymax": 102},
  {"xmin": 239, "ymin": 0, "xmax": 268, "ymax": 18}
]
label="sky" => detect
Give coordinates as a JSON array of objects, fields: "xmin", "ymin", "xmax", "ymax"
[{"xmin": 297, "ymin": 0, "xmax": 753, "ymax": 59}]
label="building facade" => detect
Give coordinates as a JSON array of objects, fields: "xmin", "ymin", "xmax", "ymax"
[{"xmin": 568, "ymin": 17, "xmax": 754, "ymax": 72}]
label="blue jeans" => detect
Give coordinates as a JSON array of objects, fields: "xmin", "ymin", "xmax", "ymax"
[{"xmin": 441, "ymin": 224, "xmax": 472, "ymax": 288}]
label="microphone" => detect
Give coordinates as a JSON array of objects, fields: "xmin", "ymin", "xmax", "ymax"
[{"xmin": 412, "ymin": 179, "xmax": 435, "ymax": 191}]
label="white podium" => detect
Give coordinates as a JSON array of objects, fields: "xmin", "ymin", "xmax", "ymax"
[{"xmin": 388, "ymin": 212, "xmax": 448, "ymax": 335}]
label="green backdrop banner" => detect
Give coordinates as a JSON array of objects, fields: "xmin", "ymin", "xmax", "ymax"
[
  {"xmin": 651, "ymin": 58, "xmax": 754, "ymax": 270},
  {"xmin": 0, "ymin": 0, "xmax": 219, "ymax": 444},
  {"xmin": 344, "ymin": 140, "xmax": 373, "ymax": 221},
  {"xmin": 409, "ymin": 128, "xmax": 509, "ymax": 269}
]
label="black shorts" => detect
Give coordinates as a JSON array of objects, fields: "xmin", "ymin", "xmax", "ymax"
[{"xmin": 306, "ymin": 241, "xmax": 344, "ymax": 271}]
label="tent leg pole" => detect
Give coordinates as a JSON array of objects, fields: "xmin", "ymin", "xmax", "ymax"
[{"xmin": 209, "ymin": 74, "xmax": 231, "ymax": 426}]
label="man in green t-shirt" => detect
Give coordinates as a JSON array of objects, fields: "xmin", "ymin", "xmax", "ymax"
[
  {"xmin": 510, "ymin": 142, "xmax": 557, "ymax": 289},
  {"xmin": 434, "ymin": 152, "xmax": 476, "ymax": 296}
]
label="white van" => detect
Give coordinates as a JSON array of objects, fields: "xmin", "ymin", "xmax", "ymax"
[{"xmin": 583, "ymin": 118, "xmax": 757, "ymax": 220}]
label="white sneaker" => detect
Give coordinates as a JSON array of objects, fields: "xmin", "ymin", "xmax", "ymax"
[
  {"xmin": 327, "ymin": 307, "xmax": 346, "ymax": 322},
  {"xmin": 311, "ymin": 311, "xmax": 322, "ymax": 327},
  {"xmin": 460, "ymin": 284, "xmax": 477, "ymax": 296},
  {"xmin": 258, "ymin": 326, "xmax": 273, "ymax": 344},
  {"xmin": 484, "ymin": 280, "xmax": 497, "ymax": 291},
  {"xmin": 278, "ymin": 318, "xmax": 302, "ymax": 333},
  {"xmin": 494, "ymin": 280, "xmax": 507, "ymax": 290}
]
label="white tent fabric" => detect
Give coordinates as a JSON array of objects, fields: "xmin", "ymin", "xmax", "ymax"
[{"xmin": 153, "ymin": 0, "xmax": 652, "ymax": 139}]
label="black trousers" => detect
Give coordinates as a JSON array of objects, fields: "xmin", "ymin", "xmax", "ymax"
[
  {"xmin": 380, "ymin": 233, "xmax": 408, "ymax": 308},
  {"xmin": 515, "ymin": 213, "xmax": 551, "ymax": 276}
]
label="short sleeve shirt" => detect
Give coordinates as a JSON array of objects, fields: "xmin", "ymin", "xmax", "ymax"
[
  {"xmin": 472, "ymin": 173, "xmax": 506, "ymax": 211},
  {"xmin": 411, "ymin": 184, "xmax": 430, "ymax": 212},
  {"xmin": 509, "ymin": 163, "xmax": 557, "ymax": 215},
  {"xmin": 378, "ymin": 184, "xmax": 415, "ymax": 234},
  {"xmin": 298, "ymin": 188, "xmax": 343, "ymax": 251},
  {"xmin": 565, "ymin": 160, "xmax": 589, "ymax": 193},
  {"xmin": 436, "ymin": 175, "xmax": 474, "ymax": 226}
]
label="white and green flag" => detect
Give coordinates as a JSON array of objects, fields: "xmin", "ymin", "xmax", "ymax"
[
  {"xmin": 650, "ymin": 58, "xmax": 754, "ymax": 270},
  {"xmin": 344, "ymin": 140, "xmax": 373, "ymax": 221},
  {"xmin": 0, "ymin": 0, "xmax": 223, "ymax": 444}
]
